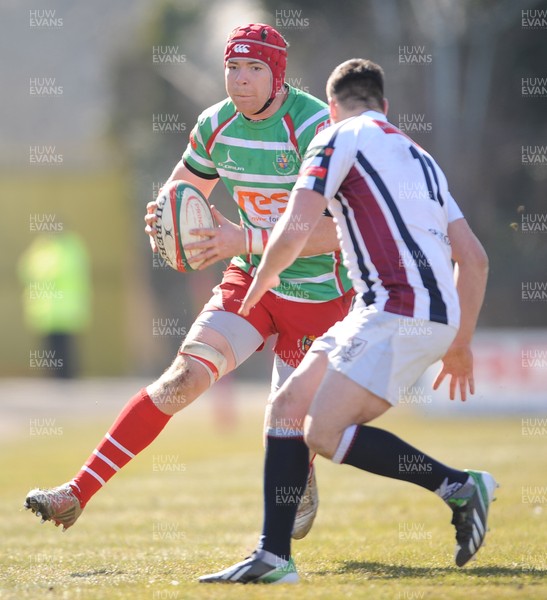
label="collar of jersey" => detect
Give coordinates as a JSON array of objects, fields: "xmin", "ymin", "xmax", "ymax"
[
  {"xmin": 236, "ymin": 85, "xmax": 298, "ymax": 129},
  {"xmin": 362, "ymin": 109, "xmax": 387, "ymax": 122}
]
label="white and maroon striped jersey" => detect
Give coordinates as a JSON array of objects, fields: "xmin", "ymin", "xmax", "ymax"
[{"xmin": 293, "ymin": 110, "xmax": 463, "ymax": 327}]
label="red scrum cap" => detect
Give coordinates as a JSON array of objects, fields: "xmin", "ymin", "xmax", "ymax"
[{"xmin": 224, "ymin": 23, "xmax": 288, "ymax": 103}]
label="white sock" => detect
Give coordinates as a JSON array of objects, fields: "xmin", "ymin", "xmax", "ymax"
[
  {"xmin": 257, "ymin": 548, "xmax": 289, "ymax": 567},
  {"xmin": 435, "ymin": 475, "xmax": 473, "ymax": 501}
]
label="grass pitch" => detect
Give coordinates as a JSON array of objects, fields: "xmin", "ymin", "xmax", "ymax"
[{"xmin": 1, "ymin": 379, "xmax": 546, "ymax": 599}]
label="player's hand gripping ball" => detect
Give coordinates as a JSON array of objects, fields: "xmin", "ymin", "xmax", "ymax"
[{"xmin": 155, "ymin": 180, "xmax": 216, "ymax": 272}]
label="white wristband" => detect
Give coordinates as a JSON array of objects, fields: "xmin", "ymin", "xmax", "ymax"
[{"xmin": 245, "ymin": 227, "xmax": 270, "ymax": 254}]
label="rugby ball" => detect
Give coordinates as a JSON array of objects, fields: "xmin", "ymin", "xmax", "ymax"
[{"xmin": 155, "ymin": 180, "xmax": 215, "ymax": 272}]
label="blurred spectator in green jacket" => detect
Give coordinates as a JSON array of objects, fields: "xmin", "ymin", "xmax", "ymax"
[{"xmin": 18, "ymin": 231, "xmax": 91, "ymax": 378}]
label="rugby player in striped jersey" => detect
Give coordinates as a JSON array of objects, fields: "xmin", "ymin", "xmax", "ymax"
[{"xmin": 200, "ymin": 58, "xmax": 497, "ymax": 584}]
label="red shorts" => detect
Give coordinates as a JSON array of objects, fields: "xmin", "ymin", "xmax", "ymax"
[{"xmin": 201, "ymin": 264, "xmax": 354, "ymax": 368}]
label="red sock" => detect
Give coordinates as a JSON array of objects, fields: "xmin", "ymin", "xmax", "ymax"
[{"xmin": 70, "ymin": 388, "xmax": 171, "ymax": 507}]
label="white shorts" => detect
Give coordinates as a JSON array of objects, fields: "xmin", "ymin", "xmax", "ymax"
[{"xmin": 310, "ymin": 305, "xmax": 457, "ymax": 406}]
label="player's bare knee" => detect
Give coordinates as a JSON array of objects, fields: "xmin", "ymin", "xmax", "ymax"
[
  {"xmin": 269, "ymin": 389, "xmax": 291, "ymax": 419},
  {"xmin": 269, "ymin": 388, "xmax": 305, "ymax": 430},
  {"xmin": 148, "ymin": 355, "xmax": 208, "ymax": 414}
]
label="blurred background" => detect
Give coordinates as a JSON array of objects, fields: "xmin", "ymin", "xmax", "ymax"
[{"xmin": 1, "ymin": 0, "xmax": 546, "ymax": 414}]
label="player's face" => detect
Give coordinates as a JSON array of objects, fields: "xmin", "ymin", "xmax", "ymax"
[{"xmin": 225, "ymin": 60, "xmax": 271, "ymax": 117}]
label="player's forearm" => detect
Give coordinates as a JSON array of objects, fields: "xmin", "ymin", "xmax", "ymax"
[
  {"xmin": 238, "ymin": 206, "xmax": 316, "ymax": 317},
  {"xmin": 452, "ymin": 257, "xmax": 489, "ymax": 347},
  {"xmin": 246, "ymin": 215, "xmax": 338, "ymax": 258},
  {"xmin": 256, "ymin": 211, "xmax": 313, "ymax": 281},
  {"xmin": 299, "ymin": 216, "xmax": 340, "ymax": 256},
  {"xmin": 446, "ymin": 218, "xmax": 489, "ymax": 347},
  {"xmin": 256, "ymin": 188, "xmax": 327, "ymax": 277}
]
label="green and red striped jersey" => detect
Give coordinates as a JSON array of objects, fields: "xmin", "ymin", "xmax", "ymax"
[{"xmin": 183, "ymin": 85, "xmax": 351, "ymax": 302}]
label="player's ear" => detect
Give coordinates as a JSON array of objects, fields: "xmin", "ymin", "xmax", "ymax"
[
  {"xmin": 383, "ymin": 97, "xmax": 389, "ymax": 116},
  {"xmin": 328, "ymin": 97, "xmax": 338, "ymax": 122}
]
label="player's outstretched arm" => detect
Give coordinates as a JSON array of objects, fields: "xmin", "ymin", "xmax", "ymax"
[
  {"xmin": 188, "ymin": 211, "xmax": 340, "ymax": 269},
  {"xmin": 433, "ymin": 218, "xmax": 489, "ymax": 401},
  {"xmin": 299, "ymin": 215, "xmax": 340, "ymax": 256},
  {"xmin": 239, "ymin": 189, "xmax": 327, "ymax": 316}
]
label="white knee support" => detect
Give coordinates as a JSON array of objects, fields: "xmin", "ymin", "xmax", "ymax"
[
  {"xmin": 179, "ymin": 341, "xmax": 228, "ymax": 386},
  {"xmin": 192, "ymin": 310, "xmax": 263, "ymax": 367}
]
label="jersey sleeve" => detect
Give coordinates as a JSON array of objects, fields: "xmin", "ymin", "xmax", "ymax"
[
  {"xmin": 182, "ymin": 121, "xmax": 219, "ymax": 180},
  {"xmin": 293, "ymin": 125, "xmax": 355, "ymax": 200},
  {"xmin": 432, "ymin": 157, "xmax": 464, "ymax": 222},
  {"xmin": 446, "ymin": 193, "xmax": 464, "ymax": 222},
  {"xmin": 294, "ymin": 109, "xmax": 330, "ymax": 158}
]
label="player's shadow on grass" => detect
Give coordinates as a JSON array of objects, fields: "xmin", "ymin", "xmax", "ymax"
[{"xmin": 313, "ymin": 561, "xmax": 547, "ymax": 580}]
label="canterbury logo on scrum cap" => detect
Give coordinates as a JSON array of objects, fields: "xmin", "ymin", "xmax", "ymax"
[
  {"xmin": 233, "ymin": 44, "xmax": 250, "ymax": 53},
  {"xmin": 230, "ymin": 38, "xmax": 287, "ymax": 53}
]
